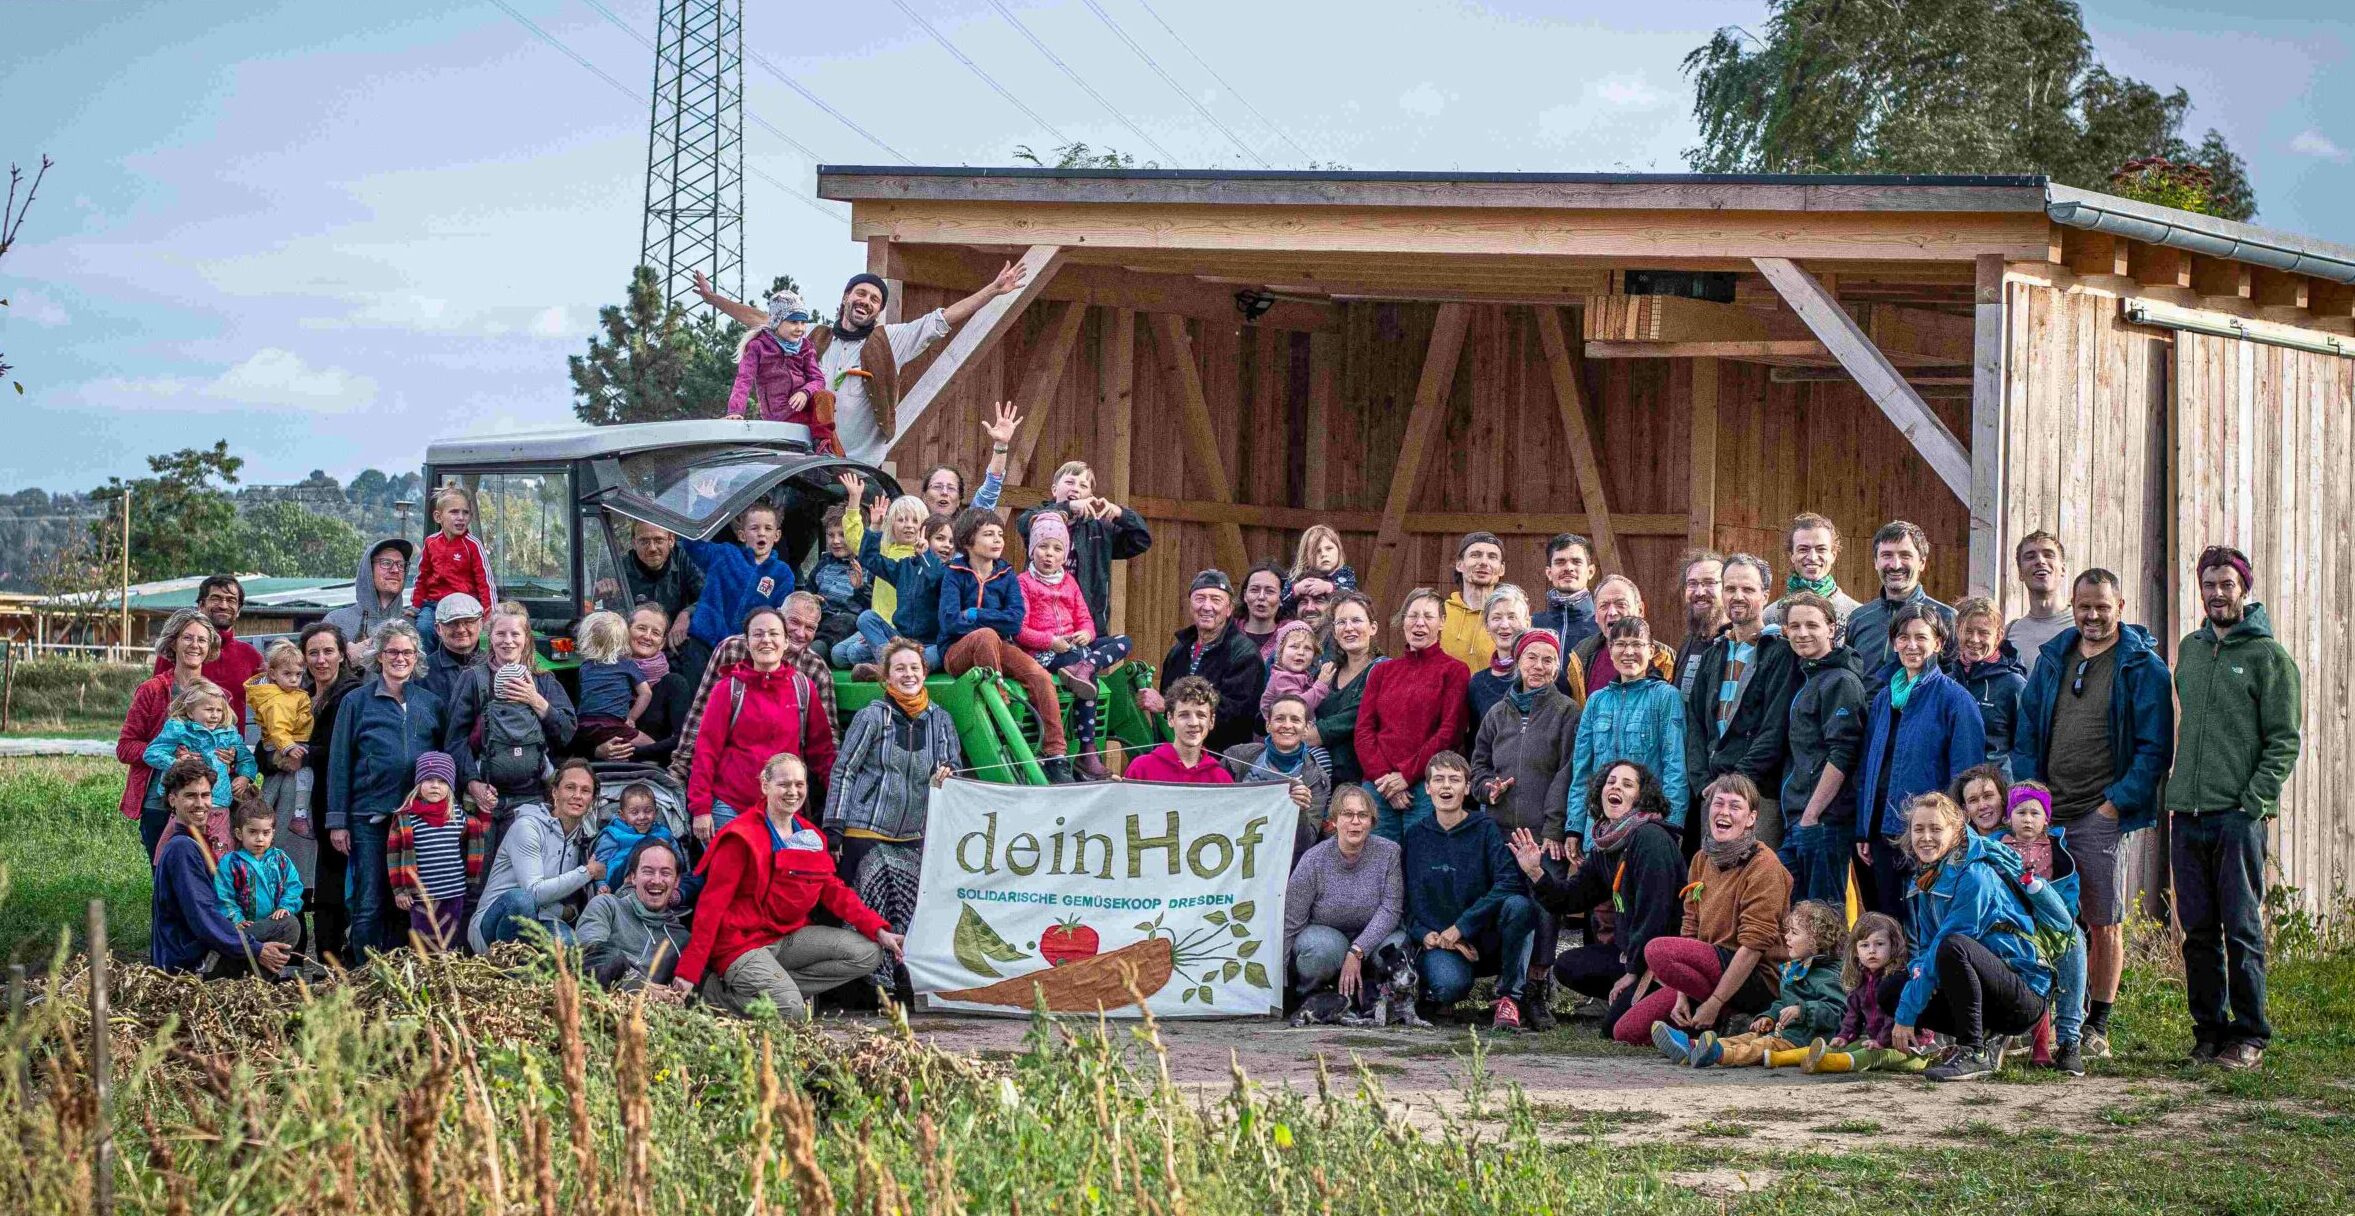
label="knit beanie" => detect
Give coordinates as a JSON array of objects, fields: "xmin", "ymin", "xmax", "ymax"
[
  {"xmin": 414, "ymin": 751, "xmax": 457, "ymax": 789},
  {"xmin": 1513, "ymin": 631, "xmax": 1560, "ymax": 662},
  {"xmin": 1027, "ymin": 511, "xmax": 1071, "ymax": 551}
]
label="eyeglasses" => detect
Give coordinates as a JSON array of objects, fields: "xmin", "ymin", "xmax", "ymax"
[
  {"xmin": 372, "ymin": 557, "xmax": 408, "ymax": 570},
  {"xmin": 380, "ymin": 647, "xmax": 419, "ymax": 661}
]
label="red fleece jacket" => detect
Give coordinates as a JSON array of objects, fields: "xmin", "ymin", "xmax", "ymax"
[
  {"xmin": 1353, "ymin": 643, "xmax": 1470, "ymax": 786},
  {"xmin": 686, "ymin": 663, "xmax": 838, "ymax": 817},
  {"xmin": 675, "ymin": 810, "xmax": 887, "ymax": 985}
]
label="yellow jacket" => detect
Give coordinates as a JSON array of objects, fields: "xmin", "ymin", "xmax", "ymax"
[
  {"xmin": 842, "ymin": 509, "xmax": 916, "ymax": 624},
  {"xmin": 245, "ymin": 678, "xmax": 313, "ymax": 752},
  {"xmin": 1440, "ymin": 590, "xmax": 1497, "ymax": 673}
]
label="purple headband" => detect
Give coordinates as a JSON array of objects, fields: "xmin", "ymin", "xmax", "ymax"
[
  {"xmin": 2007, "ymin": 786, "xmax": 2052, "ymax": 818},
  {"xmin": 2198, "ymin": 546, "xmax": 2254, "ymax": 590}
]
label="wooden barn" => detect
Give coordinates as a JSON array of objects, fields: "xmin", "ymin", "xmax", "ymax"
[{"xmin": 817, "ymin": 166, "xmax": 2355, "ymax": 911}]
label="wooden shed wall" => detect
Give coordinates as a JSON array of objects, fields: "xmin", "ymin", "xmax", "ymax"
[
  {"xmin": 2174, "ymin": 331, "xmax": 2355, "ymax": 911},
  {"xmin": 888, "ymin": 286, "xmax": 1973, "ymax": 660}
]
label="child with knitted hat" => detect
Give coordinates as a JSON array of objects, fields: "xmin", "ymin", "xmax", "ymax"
[
  {"xmin": 727, "ymin": 289, "xmax": 836, "ymax": 452},
  {"xmin": 386, "ymin": 751, "xmax": 492, "ymax": 953},
  {"xmin": 1015, "ymin": 509, "xmax": 1133, "ymax": 780}
]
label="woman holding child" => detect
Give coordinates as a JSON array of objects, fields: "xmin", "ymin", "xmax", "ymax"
[
  {"xmin": 1894, "ymin": 791, "xmax": 2057, "ymax": 1082},
  {"xmin": 589, "ymin": 603, "xmax": 694, "ymax": 765},
  {"xmin": 118, "ymin": 609, "xmax": 222, "ymax": 860}
]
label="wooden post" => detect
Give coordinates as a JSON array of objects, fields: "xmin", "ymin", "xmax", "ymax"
[
  {"xmin": 89, "ymin": 900, "xmax": 113, "ymax": 1216},
  {"xmin": 1687, "ymin": 357, "xmax": 1719, "ymax": 552},
  {"xmin": 118, "ymin": 486, "xmax": 131, "ymax": 660},
  {"xmin": 1, "ymin": 638, "xmax": 15, "ymax": 732},
  {"xmin": 890, "ymin": 244, "xmax": 1067, "ymax": 447},
  {"xmin": 1532, "ymin": 306, "xmax": 1622, "ymax": 574},
  {"xmin": 1969, "ymin": 254, "xmax": 2008, "ymax": 601},
  {"xmin": 1006, "ymin": 301, "xmax": 1091, "ymax": 483},
  {"xmin": 1146, "ymin": 314, "xmax": 1251, "ymax": 577},
  {"xmin": 1366, "ymin": 303, "xmax": 1472, "ymax": 608},
  {"xmin": 866, "ymin": 237, "xmax": 904, "ymax": 326},
  {"xmin": 1101, "ymin": 309, "xmax": 1136, "ymax": 635}
]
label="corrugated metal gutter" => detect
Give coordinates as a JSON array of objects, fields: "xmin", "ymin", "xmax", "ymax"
[{"xmin": 2047, "ymin": 185, "xmax": 2355, "ymax": 283}]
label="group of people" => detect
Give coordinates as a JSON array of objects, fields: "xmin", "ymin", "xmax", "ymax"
[{"xmin": 117, "ymin": 267, "xmax": 2300, "ymax": 1076}]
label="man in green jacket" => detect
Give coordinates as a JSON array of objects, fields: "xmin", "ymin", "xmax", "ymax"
[{"xmin": 2168, "ymin": 546, "xmax": 2303, "ymax": 1072}]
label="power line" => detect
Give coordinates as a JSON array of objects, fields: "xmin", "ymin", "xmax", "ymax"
[
  {"xmin": 487, "ymin": 0, "xmax": 846, "ymax": 224},
  {"xmin": 1076, "ymin": 0, "xmax": 1266, "ymax": 166},
  {"xmin": 1125, "ymin": 0, "xmax": 1315, "ymax": 163},
  {"xmin": 985, "ymin": 0, "xmax": 1179, "ymax": 166},
  {"xmin": 887, "ymin": 0, "xmax": 1072, "ymax": 145},
  {"xmin": 570, "ymin": 0, "xmax": 822, "ymax": 169}
]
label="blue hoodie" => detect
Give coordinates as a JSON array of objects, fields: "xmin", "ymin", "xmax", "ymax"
[
  {"xmin": 326, "ymin": 676, "xmax": 448, "ymax": 831},
  {"xmin": 1401, "ymin": 807, "xmax": 1528, "ymax": 941},
  {"xmin": 1567, "ymin": 675, "xmax": 1689, "ymax": 835},
  {"xmin": 2010, "ymin": 625, "xmax": 2175, "ymax": 833},
  {"xmin": 858, "ymin": 529, "xmax": 948, "ymax": 642},
  {"xmin": 936, "ymin": 556, "xmax": 1025, "ymax": 647},
  {"xmin": 1898, "ymin": 832, "xmax": 2056, "ymax": 1026},
  {"xmin": 151, "ymin": 828, "xmax": 256, "ymax": 973},
  {"xmin": 1958, "ymin": 642, "xmax": 2028, "ymax": 778},
  {"xmin": 679, "ymin": 537, "xmax": 796, "ymax": 648},
  {"xmin": 1855, "ymin": 665, "xmax": 1985, "ymax": 840}
]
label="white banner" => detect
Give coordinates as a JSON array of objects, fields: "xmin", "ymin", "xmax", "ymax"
[{"xmin": 907, "ymin": 777, "xmax": 1293, "ymax": 1018}]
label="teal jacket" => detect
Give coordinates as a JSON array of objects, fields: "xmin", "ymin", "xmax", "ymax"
[
  {"xmin": 214, "ymin": 846, "xmax": 305, "ymax": 922},
  {"xmin": 1898, "ymin": 833, "xmax": 2055, "ymax": 1027},
  {"xmin": 1763, "ymin": 954, "xmax": 1846, "ymax": 1041},
  {"xmin": 2167, "ymin": 604, "xmax": 2303, "ymax": 819},
  {"xmin": 144, "ymin": 720, "xmax": 258, "ymax": 807},
  {"xmin": 1568, "ymin": 675, "xmax": 1688, "ymax": 835}
]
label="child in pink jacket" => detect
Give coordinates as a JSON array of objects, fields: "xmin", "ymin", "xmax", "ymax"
[
  {"xmin": 727, "ymin": 290, "xmax": 835, "ymax": 452},
  {"xmin": 1016, "ymin": 513, "xmax": 1132, "ymax": 779}
]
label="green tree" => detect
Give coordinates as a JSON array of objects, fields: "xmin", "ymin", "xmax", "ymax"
[
  {"xmin": 1014, "ymin": 142, "xmax": 1155, "ymax": 169},
  {"xmin": 89, "ymin": 441, "xmax": 245, "ymax": 582},
  {"xmin": 1682, "ymin": 0, "xmax": 2255, "ymax": 220},
  {"xmin": 233, "ymin": 500, "xmax": 366, "ymax": 578},
  {"xmin": 569, "ymin": 267, "xmax": 808, "ymax": 425}
]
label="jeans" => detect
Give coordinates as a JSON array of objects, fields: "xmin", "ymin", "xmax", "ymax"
[
  {"xmin": 477, "ymin": 888, "xmax": 576, "ymax": 948},
  {"xmin": 1778, "ymin": 821, "xmax": 1851, "ymax": 906},
  {"xmin": 710, "ymin": 798, "xmax": 742, "ymax": 834},
  {"xmin": 2173, "ymin": 810, "xmax": 2271, "ymax": 1047},
  {"xmin": 1916, "ymin": 934, "xmax": 2048, "ymax": 1047},
  {"xmin": 2051, "ymin": 924, "xmax": 2089, "ymax": 1047},
  {"xmin": 1416, "ymin": 895, "xmax": 1537, "ymax": 1003},
  {"xmin": 345, "ymin": 817, "xmax": 391, "ymax": 958},
  {"xmin": 416, "ymin": 600, "xmax": 439, "ymax": 654},
  {"xmin": 1365, "ymin": 780, "xmax": 1435, "ymax": 843},
  {"xmin": 830, "ymin": 610, "xmax": 907, "ymax": 669},
  {"xmin": 1289, "ymin": 926, "xmax": 1407, "ymax": 994},
  {"xmin": 1865, "ymin": 835, "xmax": 1916, "ymax": 920},
  {"xmin": 139, "ymin": 786, "xmax": 170, "ymax": 864}
]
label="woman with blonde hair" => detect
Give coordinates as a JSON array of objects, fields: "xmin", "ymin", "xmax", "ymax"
[{"xmin": 1892, "ymin": 791, "xmax": 2056, "ymax": 1082}]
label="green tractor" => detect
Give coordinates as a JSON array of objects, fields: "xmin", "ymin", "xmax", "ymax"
[{"xmin": 421, "ymin": 420, "xmax": 1163, "ymax": 783}]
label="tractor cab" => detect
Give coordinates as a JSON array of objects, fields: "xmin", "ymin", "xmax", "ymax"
[{"xmin": 421, "ymin": 419, "xmax": 896, "ymax": 639}]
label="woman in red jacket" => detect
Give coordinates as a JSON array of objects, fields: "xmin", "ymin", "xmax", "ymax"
[
  {"xmin": 1355, "ymin": 588, "xmax": 1470, "ymax": 843},
  {"xmin": 686, "ymin": 605, "xmax": 839, "ymax": 842},
  {"xmin": 119, "ymin": 609, "xmax": 222, "ymax": 861},
  {"xmin": 672, "ymin": 753, "xmax": 904, "ymax": 1017}
]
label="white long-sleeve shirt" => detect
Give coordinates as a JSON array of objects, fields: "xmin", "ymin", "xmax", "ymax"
[{"xmin": 824, "ymin": 309, "xmax": 952, "ymax": 462}]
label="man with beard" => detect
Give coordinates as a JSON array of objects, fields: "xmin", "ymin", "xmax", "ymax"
[
  {"xmin": 2012, "ymin": 568, "xmax": 2174, "ymax": 1064},
  {"xmin": 618, "ymin": 521, "xmax": 702, "ymax": 651},
  {"xmin": 1762, "ymin": 513, "xmax": 1861, "ymax": 633},
  {"xmin": 156, "ymin": 575, "xmax": 266, "ymax": 721},
  {"xmin": 1440, "ymin": 532, "xmax": 1508, "ymax": 671},
  {"xmin": 1530, "ymin": 533, "xmax": 1599, "ymax": 655},
  {"xmin": 1683, "ymin": 555, "xmax": 1801, "ymax": 851},
  {"xmin": 696, "ymin": 263, "xmax": 1033, "ymax": 463},
  {"xmin": 1281, "ymin": 573, "xmax": 1338, "ymax": 631},
  {"xmin": 1672, "ymin": 550, "xmax": 1725, "ymax": 699},
  {"xmin": 578, "ymin": 838, "xmax": 694, "ymax": 993},
  {"xmin": 1842, "ymin": 520, "xmax": 1956, "ymax": 688},
  {"xmin": 325, "ymin": 540, "xmax": 414, "ymax": 664},
  {"xmin": 2166, "ymin": 546, "xmax": 2302, "ymax": 1072},
  {"xmin": 2004, "ymin": 530, "xmax": 2073, "ymax": 681},
  {"xmin": 1138, "ymin": 571, "xmax": 1268, "ymax": 755}
]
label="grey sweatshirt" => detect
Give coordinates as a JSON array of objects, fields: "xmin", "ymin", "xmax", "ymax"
[
  {"xmin": 1283, "ymin": 835, "xmax": 1405, "ymax": 956},
  {"xmin": 576, "ymin": 889, "xmax": 692, "ymax": 987},
  {"xmin": 468, "ymin": 801, "xmax": 596, "ymax": 952},
  {"xmin": 1468, "ymin": 685, "xmax": 1580, "ymax": 842}
]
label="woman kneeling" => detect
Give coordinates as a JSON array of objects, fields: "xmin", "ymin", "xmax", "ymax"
[{"xmin": 1894, "ymin": 792, "xmax": 2055, "ymax": 1082}]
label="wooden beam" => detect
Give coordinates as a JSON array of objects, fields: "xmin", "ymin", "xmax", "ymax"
[
  {"xmin": 1769, "ymin": 367, "xmax": 1970, "ymax": 384},
  {"xmin": 1580, "ymin": 295, "xmax": 1768, "ymax": 342},
  {"xmin": 1754, "ymin": 256, "xmax": 1974, "ymax": 501},
  {"xmin": 1304, "ymin": 331, "xmax": 1336, "ymax": 510},
  {"xmin": 1366, "ymin": 303, "xmax": 1472, "ymax": 608},
  {"xmin": 1100, "ymin": 308, "xmax": 1136, "ymax": 635},
  {"xmin": 893, "ymin": 243, "xmax": 1333, "ymax": 332},
  {"xmin": 992, "ymin": 484, "xmax": 1687, "ymax": 537},
  {"xmin": 1969, "ymin": 254, "xmax": 2006, "ymax": 600},
  {"xmin": 1005, "ymin": 301, "xmax": 1090, "ymax": 483},
  {"xmin": 866, "ymin": 237, "xmax": 904, "ymax": 325},
  {"xmin": 1532, "ymin": 306, "xmax": 1622, "ymax": 573},
  {"xmin": 2190, "ymin": 255, "xmax": 2252, "ymax": 301},
  {"xmin": 891, "ymin": 244, "xmax": 1066, "ymax": 445},
  {"xmin": 1585, "ymin": 339, "xmax": 1833, "ymax": 361},
  {"xmin": 2313, "ymin": 281, "xmax": 2355, "ymax": 336},
  {"xmin": 1146, "ymin": 313, "xmax": 1250, "ymax": 576},
  {"xmin": 1688, "ymin": 357, "xmax": 1718, "ymax": 551}
]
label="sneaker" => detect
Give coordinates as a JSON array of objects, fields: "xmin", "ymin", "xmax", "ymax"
[
  {"xmin": 1524, "ymin": 978, "xmax": 1558, "ymax": 1033},
  {"xmin": 1490, "ymin": 996, "xmax": 1524, "ymax": 1032},
  {"xmin": 2081, "ymin": 1027, "xmax": 2113, "ymax": 1060},
  {"xmin": 1690, "ymin": 1031, "xmax": 1725, "ymax": 1069},
  {"xmin": 1924, "ymin": 1043, "xmax": 1999, "ymax": 1083},
  {"xmin": 2214, "ymin": 1042, "xmax": 2265, "ymax": 1072},
  {"xmin": 2050, "ymin": 1041, "xmax": 2085, "ymax": 1076},
  {"xmin": 1040, "ymin": 756, "xmax": 1076, "ymax": 784},
  {"xmin": 2188, "ymin": 1040, "xmax": 2221, "ymax": 1066},
  {"xmin": 849, "ymin": 663, "xmax": 883, "ymax": 683},
  {"xmin": 1650, "ymin": 1022, "xmax": 1693, "ymax": 1064}
]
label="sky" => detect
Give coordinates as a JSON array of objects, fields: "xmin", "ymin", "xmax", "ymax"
[{"xmin": 3, "ymin": 0, "xmax": 2350, "ymax": 492}]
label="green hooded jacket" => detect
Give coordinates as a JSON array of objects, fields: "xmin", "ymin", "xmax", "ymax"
[
  {"xmin": 1762, "ymin": 954, "xmax": 1847, "ymax": 1041},
  {"xmin": 2167, "ymin": 603, "xmax": 2303, "ymax": 818}
]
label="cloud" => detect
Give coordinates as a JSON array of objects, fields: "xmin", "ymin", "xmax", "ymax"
[
  {"xmin": 3, "ymin": 290, "xmax": 71, "ymax": 328},
  {"xmin": 2290, "ymin": 130, "xmax": 2349, "ymax": 163},
  {"xmin": 1398, "ymin": 82, "xmax": 1449, "ymax": 117},
  {"xmin": 527, "ymin": 305, "xmax": 571, "ymax": 339},
  {"xmin": 204, "ymin": 348, "xmax": 378, "ymax": 412}
]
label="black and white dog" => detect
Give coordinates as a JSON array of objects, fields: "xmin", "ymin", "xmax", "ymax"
[{"xmin": 1287, "ymin": 938, "xmax": 1432, "ymax": 1028}]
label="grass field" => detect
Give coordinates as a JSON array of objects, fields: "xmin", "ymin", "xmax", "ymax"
[
  {"xmin": 5, "ymin": 756, "xmax": 2355, "ymax": 1212},
  {"xmin": 0, "ymin": 657, "xmax": 146, "ymax": 738}
]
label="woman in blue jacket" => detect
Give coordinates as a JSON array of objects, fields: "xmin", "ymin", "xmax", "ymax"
[
  {"xmin": 1855, "ymin": 603, "xmax": 1985, "ymax": 918},
  {"xmin": 1895, "ymin": 792, "xmax": 2055, "ymax": 1082},
  {"xmin": 935, "ymin": 508, "xmax": 1071, "ymax": 780},
  {"xmin": 1566, "ymin": 618, "xmax": 1687, "ymax": 840},
  {"xmin": 326, "ymin": 620, "xmax": 448, "ymax": 958}
]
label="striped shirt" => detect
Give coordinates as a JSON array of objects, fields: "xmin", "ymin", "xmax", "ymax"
[
  {"xmin": 1714, "ymin": 640, "xmax": 1756, "ymax": 741},
  {"xmin": 412, "ymin": 818, "xmax": 470, "ymax": 900}
]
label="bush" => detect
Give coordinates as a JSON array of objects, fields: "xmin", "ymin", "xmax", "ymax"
[{"xmin": 4, "ymin": 657, "xmax": 146, "ymax": 733}]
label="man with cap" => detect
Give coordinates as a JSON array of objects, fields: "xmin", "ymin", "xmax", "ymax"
[
  {"xmin": 419, "ymin": 592, "xmax": 490, "ymax": 708},
  {"xmin": 326, "ymin": 537, "xmax": 416, "ymax": 661},
  {"xmin": 695, "ymin": 261, "xmax": 1034, "ymax": 463},
  {"xmin": 1138, "ymin": 571, "xmax": 1268, "ymax": 755}
]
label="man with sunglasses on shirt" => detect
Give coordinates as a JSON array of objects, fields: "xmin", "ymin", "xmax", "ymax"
[{"xmin": 2011, "ymin": 568, "xmax": 2175, "ymax": 1064}]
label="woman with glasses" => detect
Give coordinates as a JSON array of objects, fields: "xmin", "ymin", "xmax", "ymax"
[
  {"xmin": 326, "ymin": 620, "xmax": 449, "ymax": 957},
  {"xmin": 1853, "ymin": 603, "xmax": 1986, "ymax": 918}
]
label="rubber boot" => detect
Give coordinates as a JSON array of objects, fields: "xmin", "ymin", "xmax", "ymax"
[
  {"xmin": 1803, "ymin": 1039, "xmax": 1860, "ymax": 1074},
  {"xmin": 1525, "ymin": 971, "xmax": 1558, "ymax": 1033},
  {"xmin": 1764, "ymin": 1045, "xmax": 1812, "ymax": 1069}
]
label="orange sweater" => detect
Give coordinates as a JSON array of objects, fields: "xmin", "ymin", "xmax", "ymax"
[{"xmin": 1679, "ymin": 846, "xmax": 1793, "ymax": 964}]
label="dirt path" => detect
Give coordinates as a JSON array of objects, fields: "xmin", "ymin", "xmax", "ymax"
[{"xmin": 893, "ymin": 1010, "xmax": 2200, "ymax": 1156}]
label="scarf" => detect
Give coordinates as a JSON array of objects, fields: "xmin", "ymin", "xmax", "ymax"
[
  {"xmin": 1889, "ymin": 667, "xmax": 1923, "ymax": 711},
  {"xmin": 885, "ymin": 682, "xmax": 931, "ymax": 719},
  {"xmin": 1588, "ymin": 808, "xmax": 1660, "ymax": 856},
  {"xmin": 830, "ymin": 314, "xmax": 876, "ymax": 343},
  {"xmin": 408, "ymin": 795, "xmax": 452, "ymax": 830},
  {"xmin": 635, "ymin": 652, "xmax": 670, "ymax": 684},
  {"xmin": 1261, "ymin": 742, "xmax": 1307, "ymax": 777},
  {"xmin": 773, "ymin": 331, "xmax": 804, "ymax": 356},
  {"xmin": 1487, "ymin": 646, "xmax": 1516, "ymax": 680},
  {"xmin": 1703, "ymin": 829, "xmax": 1762, "ymax": 871},
  {"xmin": 1505, "ymin": 684, "xmax": 1542, "ymax": 715},
  {"xmin": 1786, "ymin": 570, "xmax": 1839, "ymax": 598},
  {"xmin": 1028, "ymin": 561, "xmax": 1067, "ymax": 585}
]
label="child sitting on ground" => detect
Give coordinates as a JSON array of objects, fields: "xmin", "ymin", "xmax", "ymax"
[
  {"xmin": 143, "ymin": 679, "xmax": 257, "ymax": 857},
  {"xmin": 806, "ymin": 504, "xmax": 871, "ymax": 662},
  {"xmin": 1682, "ymin": 899, "xmax": 1848, "ymax": 1067},
  {"xmin": 1258, "ymin": 620, "xmax": 1331, "ymax": 719},
  {"xmin": 572, "ymin": 610, "xmax": 653, "ymax": 758},
  {"xmin": 1993, "ymin": 781, "xmax": 2087, "ymax": 1073},
  {"xmin": 727, "ymin": 289, "xmax": 836, "ymax": 452},
  {"xmin": 212, "ymin": 798, "xmax": 305, "ymax": 978},
  {"xmin": 1289, "ymin": 524, "xmax": 1359, "ymax": 592},
  {"xmin": 834, "ymin": 472, "xmax": 929, "ymax": 670},
  {"xmin": 410, "ymin": 485, "xmax": 496, "ymax": 653},
  {"xmin": 1954, "ymin": 763, "xmax": 2009, "ymax": 835},
  {"xmin": 1016, "ymin": 511, "xmax": 1133, "ymax": 781},
  {"xmin": 387, "ymin": 751, "xmax": 489, "ymax": 953},
  {"xmin": 594, "ymin": 782, "xmax": 679, "ymax": 893},
  {"xmin": 246, "ymin": 640, "xmax": 315, "ymax": 839},
  {"xmin": 1798, "ymin": 911, "xmax": 1931, "ymax": 1073}
]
